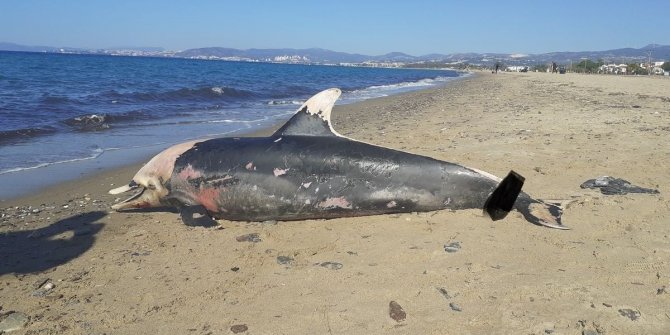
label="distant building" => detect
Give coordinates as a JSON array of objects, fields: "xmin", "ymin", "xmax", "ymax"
[
  {"xmin": 271, "ymin": 55, "xmax": 310, "ymax": 63},
  {"xmin": 640, "ymin": 61, "xmax": 666, "ymax": 75},
  {"xmin": 599, "ymin": 64, "xmax": 627, "ymax": 74},
  {"xmin": 505, "ymin": 66, "xmax": 529, "ymax": 72}
]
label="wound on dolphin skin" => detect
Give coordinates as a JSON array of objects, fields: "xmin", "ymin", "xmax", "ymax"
[
  {"xmin": 317, "ymin": 197, "xmax": 352, "ymax": 209},
  {"xmin": 273, "ymin": 168, "xmax": 289, "ymax": 176},
  {"xmin": 178, "ymin": 164, "xmax": 201, "ymax": 180}
]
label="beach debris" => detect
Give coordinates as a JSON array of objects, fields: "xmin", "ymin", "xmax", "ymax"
[
  {"xmin": 657, "ymin": 286, "xmax": 666, "ymax": 295},
  {"xmin": 319, "ymin": 261, "xmax": 343, "ymax": 270},
  {"xmin": 449, "ymin": 302, "xmax": 462, "ymax": 312},
  {"xmin": 580, "ymin": 176, "xmax": 659, "ymax": 195},
  {"xmin": 31, "ymin": 280, "xmax": 55, "ymax": 297},
  {"xmin": 618, "ymin": 308, "xmax": 641, "ymax": 321},
  {"xmin": 437, "ymin": 287, "xmax": 452, "ymax": 299},
  {"xmin": 537, "ymin": 323, "xmax": 556, "ymax": 334},
  {"xmin": 388, "ymin": 301, "xmax": 406, "ymax": 322},
  {"xmin": 0, "ymin": 311, "xmax": 30, "ymax": 333},
  {"xmin": 33, "ymin": 278, "xmax": 51, "ymax": 289},
  {"xmin": 230, "ymin": 324, "xmax": 248, "ymax": 333},
  {"xmin": 276, "ymin": 256, "xmax": 294, "ymax": 265},
  {"xmin": 577, "ymin": 320, "xmax": 604, "ymax": 335},
  {"xmin": 443, "ymin": 241, "xmax": 461, "ymax": 253},
  {"xmin": 235, "ymin": 233, "xmax": 261, "ymax": 243}
]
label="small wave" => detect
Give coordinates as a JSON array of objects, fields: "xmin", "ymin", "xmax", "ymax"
[
  {"xmin": 99, "ymin": 86, "xmax": 257, "ymax": 104},
  {"xmin": 267, "ymin": 100, "xmax": 304, "ymax": 106},
  {"xmin": 62, "ymin": 110, "xmax": 159, "ymax": 132},
  {"xmin": 177, "ymin": 86, "xmax": 257, "ymax": 100},
  {"xmin": 40, "ymin": 95, "xmax": 74, "ymax": 105},
  {"xmin": 0, "ymin": 148, "xmax": 104, "ymax": 175},
  {"xmin": 364, "ymin": 76, "xmax": 451, "ymax": 91},
  {"xmin": 206, "ymin": 117, "xmax": 269, "ymax": 124},
  {"xmin": 342, "ymin": 75, "xmax": 460, "ymax": 103},
  {"xmin": 106, "ymin": 110, "xmax": 155, "ymax": 122},
  {"xmin": 63, "ymin": 114, "xmax": 110, "ymax": 131},
  {"xmin": 0, "ymin": 126, "xmax": 58, "ymax": 145}
]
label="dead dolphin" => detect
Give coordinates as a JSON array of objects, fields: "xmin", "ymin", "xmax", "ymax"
[{"xmin": 110, "ymin": 88, "xmax": 567, "ymax": 229}]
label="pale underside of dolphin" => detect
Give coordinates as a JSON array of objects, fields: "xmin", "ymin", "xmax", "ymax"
[{"xmin": 110, "ymin": 88, "xmax": 568, "ymax": 230}]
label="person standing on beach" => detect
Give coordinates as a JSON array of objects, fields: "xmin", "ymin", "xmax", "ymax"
[{"xmin": 495, "ymin": 62, "xmax": 500, "ymax": 74}]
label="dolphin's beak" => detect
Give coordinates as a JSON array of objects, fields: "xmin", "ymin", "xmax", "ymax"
[
  {"xmin": 109, "ymin": 181, "xmax": 161, "ymax": 211},
  {"xmin": 109, "ymin": 180, "xmax": 139, "ymax": 195}
]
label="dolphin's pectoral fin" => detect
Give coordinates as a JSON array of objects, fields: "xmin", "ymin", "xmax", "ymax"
[
  {"xmin": 179, "ymin": 205, "xmax": 218, "ymax": 227},
  {"xmin": 272, "ymin": 88, "xmax": 343, "ymax": 137},
  {"xmin": 484, "ymin": 170, "xmax": 525, "ymax": 221}
]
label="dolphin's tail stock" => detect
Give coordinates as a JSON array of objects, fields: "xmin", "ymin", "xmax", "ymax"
[
  {"xmin": 483, "ymin": 171, "xmax": 569, "ymax": 230},
  {"xmin": 483, "ymin": 170, "xmax": 525, "ymax": 221}
]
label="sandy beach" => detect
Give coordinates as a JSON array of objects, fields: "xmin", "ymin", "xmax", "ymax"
[{"xmin": 1, "ymin": 72, "xmax": 669, "ymax": 334}]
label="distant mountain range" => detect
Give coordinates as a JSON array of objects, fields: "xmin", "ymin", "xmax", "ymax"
[
  {"xmin": 173, "ymin": 45, "xmax": 670, "ymax": 65},
  {"xmin": 1, "ymin": 42, "xmax": 668, "ymax": 66}
]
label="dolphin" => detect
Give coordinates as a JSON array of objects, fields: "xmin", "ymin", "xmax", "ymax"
[{"xmin": 110, "ymin": 88, "xmax": 567, "ymax": 229}]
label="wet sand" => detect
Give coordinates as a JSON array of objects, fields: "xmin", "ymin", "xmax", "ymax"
[{"xmin": 1, "ymin": 72, "xmax": 669, "ymax": 334}]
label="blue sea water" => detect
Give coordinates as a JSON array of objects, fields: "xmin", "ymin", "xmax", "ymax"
[{"xmin": 0, "ymin": 51, "xmax": 464, "ymax": 197}]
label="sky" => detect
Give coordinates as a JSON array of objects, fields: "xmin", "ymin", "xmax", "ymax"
[{"xmin": 1, "ymin": 0, "xmax": 668, "ymax": 56}]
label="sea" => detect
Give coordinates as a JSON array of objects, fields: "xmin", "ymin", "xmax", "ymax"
[{"xmin": 0, "ymin": 51, "xmax": 465, "ymax": 199}]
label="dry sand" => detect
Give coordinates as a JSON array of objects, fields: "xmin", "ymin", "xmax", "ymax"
[{"xmin": 1, "ymin": 72, "xmax": 669, "ymax": 334}]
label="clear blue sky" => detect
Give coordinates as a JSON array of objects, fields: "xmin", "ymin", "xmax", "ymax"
[{"xmin": 1, "ymin": 0, "xmax": 668, "ymax": 55}]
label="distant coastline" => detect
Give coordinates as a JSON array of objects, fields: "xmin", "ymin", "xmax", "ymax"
[{"xmin": 2, "ymin": 41, "xmax": 669, "ymax": 69}]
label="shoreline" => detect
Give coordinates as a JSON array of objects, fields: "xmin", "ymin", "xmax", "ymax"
[
  {"xmin": 0, "ymin": 76, "xmax": 470, "ymax": 206},
  {"xmin": 0, "ymin": 126, "xmax": 278, "ymax": 206},
  {"xmin": 2, "ymin": 72, "xmax": 668, "ymax": 334},
  {"xmin": 1, "ymin": 51, "xmax": 467, "ymax": 192},
  {"xmin": 0, "ymin": 74, "xmax": 471, "ymax": 203}
]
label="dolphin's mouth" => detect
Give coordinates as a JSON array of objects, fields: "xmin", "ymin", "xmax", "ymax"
[
  {"xmin": 109, "ymin": 181, "xmax": 146, "ymax": 210},
  {"xmin": 115, "ymin": 188, "xmax": 144, "ymax": 206}
]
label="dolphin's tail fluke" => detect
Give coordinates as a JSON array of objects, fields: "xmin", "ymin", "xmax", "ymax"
[
  {"xmin": 483, "ymin": 170, "xmax": 525, "ymax": 221},
  {"xmin": 483, "ymin": 170, "xmax": 569, "ymax": 230},
  {"xmin": 515, "ymin": 198, "xmax": 570, "ymax": 230}
]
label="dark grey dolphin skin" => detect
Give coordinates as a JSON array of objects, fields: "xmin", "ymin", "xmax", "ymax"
[{"xmin": 110, "ymin": 88, "xmax": 567, "ymax": 229}]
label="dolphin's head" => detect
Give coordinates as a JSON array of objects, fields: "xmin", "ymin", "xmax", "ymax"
[{"xmin": 109, "ymin": 140, "xmax": 198, "ymax": 210}]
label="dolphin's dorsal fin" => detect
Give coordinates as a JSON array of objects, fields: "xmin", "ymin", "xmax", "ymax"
[{"xmin": 272, "ymin": 88, "xmax": 342, "ymax": 137}]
